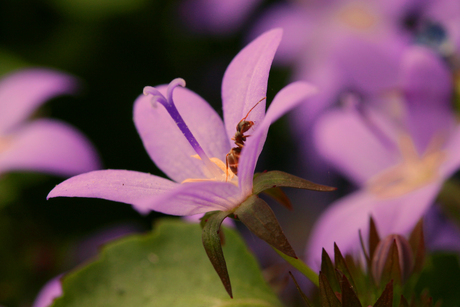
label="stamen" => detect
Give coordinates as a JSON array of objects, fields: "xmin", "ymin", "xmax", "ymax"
[
  {"xmin": 0, "ymin": 135, "xmax": 11, "ymax": 154},
  {"xmin": 343, "ymin": 93, "xmax": 398, "ymax": 152},
  {"xmin": 367, "ymin": 133, "xmax": 446, "ymax": 198},
  {"xmin": 143, "ymin": 78, "xmax": 222, "ymax": 179}
]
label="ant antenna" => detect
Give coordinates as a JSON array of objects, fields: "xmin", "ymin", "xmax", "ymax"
[{"xmin": 241, "ymin": 97, "xmax": 266, "ymax": 121}]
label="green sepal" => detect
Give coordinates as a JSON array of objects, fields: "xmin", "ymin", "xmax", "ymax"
[
  {"xmin": 201, "ymin": 210, "xmax": 233, "ymax": 298},
  {"xmin": 334, "ymin": 243, "xmax": 356, "ymax": 291},
  {"xmin": 252, "ymin": 170, "xmax": 336, "ymax": 196},
  {"xmin": 319, "ymin": 271, "xmax": 342, "ymax": 307},
  {"xmin": 262, "ymin": 186, "xmax": 293, "ymax": 210},
  {"xmin": 340, "ymin": 272, "xmax": 362, "ymax": 307},
  {"xmin": 373, "ymin": 280, "xmax": 393, "ymax": 307},
  {"xmin": 368, "ymin": 217, "xmax": 381, "ymax": 268},
  {"xmin": 399, "ymin": 295, "xmax": 410, "ymax": 307},
  {"xmin": 408, "ymin": 219, "xmax": 425, "ymax": 274},
  {"xmin": 234, "ymin": 195, "xmax": 297, "ymax": 258},
  {"xmin": 321, "ymin": 248, "xmax": 341, "ymax": 294},
  {"xmin": 289, "ymin": 271, "xmax": 313, "ymax": 307},
  {"xmin": 381, "ymin": 240, "xmax": 402, "ymax": 286}
]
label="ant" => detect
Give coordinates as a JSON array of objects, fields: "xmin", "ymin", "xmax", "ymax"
[{"xmin": 226, "ymin": 97, "xmax": 266, "ymax": 179}]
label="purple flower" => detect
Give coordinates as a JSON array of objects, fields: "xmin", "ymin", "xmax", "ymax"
[
  {"xmin": 305, "ymin": 45, "xmax": 460, "ymax": 268},
  {"xmin": 0, "ymin": 69, "xmax": 100, "ymax": 176},
  {"xmin": 179, "ymin": 0, "xmax": 263, "ymax": 35},
  {"xmin": 245, "ymin": 0, "xmax": 414, "ymax": 178},
  {"xmin": 47, "ymin": 29, "xmax": 317, "ymax": 216},
  {"xmin": 32, "ymin": 275, "xmax": 63, "ymax": 307}
]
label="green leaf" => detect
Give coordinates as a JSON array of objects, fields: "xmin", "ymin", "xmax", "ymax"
[
  {"xmin": 252, "ymin": 171, "xmax": 336, "ymax": 196},
  {"xmin": 51, "ymin": 219, "xmax": 283, "ymax": 307},
  {"xmin": 273, "ymin": 248, "xmax": 319, "ymax": 287},
  {"xmin": 201, "ymin": 211, "xmax": 232, "ymax": 297},
  {"xmin": 373, "ymin": 280, "xmax": 393, "ymax": 307},
  {"xmin": 235, "ymin": 195, "xmax": 296, "ymax": 258}
]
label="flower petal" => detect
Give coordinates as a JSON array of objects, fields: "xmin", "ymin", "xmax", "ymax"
[
  {"xmin": 136, "ymin": 181, "xmax": 242, "ymax": 216},
  {"xmin": 401, "ymin": 46, "xmax": 452, "ymax": 108},
  {"xmin": 0, "ymin": 119, "xmax": 99, "ymax": 176},
  {"xmin": 306, "ymin": 183, "xmax": 441, "ymax": 269},
  {"xmin": 32, "ymin": 275, "xmax": 63, "ymax": 307},
  {"xmin": 248, "ymin": 3, "xmax": 313, "ymax": 65},
  {"xmin": 0, "ymin": 69, "xmax": 77, "ymax": 133},
  {"xmin": 222, "ymin": 28, "xmax": 282, "ymax": 142},
  {"xmin": 134, "ymin": 85, "xmax": 229, "ymax": 183},
  {"xmin": 313, "ymin": 107, "xmax": 399, "ymax": 185},
  {"xmin": 424, "ymin": 205, "xmax": 460, "ymax": 252},
  {"xmin": 439, "ymin": 124, "xmax": 460, "ymax": 178},
  {"xmin": 237, "ymin": 81, "xmax": 318, "ymax": 195},
  {"xmin": 331, "ymin": 32, "xmax": 406, "ymax": 94},
  {"xmin": 47, "ymin": 169, "xmax": 178, "ymax": 214},
  {"xmin": 180, "ymin": 0, "xmax": 262, "ymax": 34}
]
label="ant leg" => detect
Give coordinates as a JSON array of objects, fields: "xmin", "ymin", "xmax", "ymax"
[{"xmin": 225, "ymin": 153, "xmax": 229, "ymax": 182}]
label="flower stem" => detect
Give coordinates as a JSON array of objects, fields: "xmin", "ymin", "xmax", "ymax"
[{"xmin": 273, "ymin": 247, "xmax": 319, "ymax": 287}]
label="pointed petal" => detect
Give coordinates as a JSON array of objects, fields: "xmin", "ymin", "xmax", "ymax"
[
  {"xmin": 237, "ymin": 81, "xmax": 318, "ymax": 194},
  {"xmin": 0, "ymin": 119, "xmax": 99, "ymax": 176},
  {"xmin": 47, "ymin": 169, "xmax": 177, "ymax": 214},
  {"xmin": 222, "ymin": 28, "xmax": 282, "ymax": 141},
  {"xmin": 306, "ymin": 184, "xmax": 440, "ymax": 269},
  {"xmin": 137, "ymin": 181, "xmax": 242, "ymax": 216},
  {"xmin": 0, "ymin": 69, "xmax": 77, "ymax": 133},
  {"xmin": 405, "ymin": 106, "xmax": 456, "ymax": 154},
  {"xmin": 134, "ymin": 85, "xmax": 229, "ymax": 183},
  {"xmin": 313, "ymin": 107, "xmax": 399, "ymax": 186}
]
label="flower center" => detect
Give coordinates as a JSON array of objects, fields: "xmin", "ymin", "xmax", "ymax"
[
  {"xmin": 366, "ymin": 134, "xmax": 446, "ymax": 198},
  {"xmin": 336, "ymin": 2, "xmax": 377, "ymax": 30},
  {"xmin": 143, "ymin": 78, "xmax": 229, "ymax": 183},
  {"xmin": 182, "ymin": 155, "xmax": 238, "ymax": 186}
]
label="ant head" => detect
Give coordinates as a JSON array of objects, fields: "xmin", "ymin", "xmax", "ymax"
[{"xmin": 237, "ymin": 120, "xmax": 254, "ymax": 134}]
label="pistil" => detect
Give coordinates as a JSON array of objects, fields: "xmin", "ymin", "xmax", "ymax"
[{"xmin": 143, "ymin": 78, "xmax": 223, "ymax": 180}]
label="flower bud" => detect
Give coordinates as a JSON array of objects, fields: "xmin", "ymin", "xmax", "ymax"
[{"xmin": 371, "ymin": 234, "xmax": 414, "ymax": 286}]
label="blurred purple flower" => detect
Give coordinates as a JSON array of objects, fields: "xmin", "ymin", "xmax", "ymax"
[
  {"xmin": 47, "ymin": 29, "xmax": 317, "ymax": 216},
  {"xmin": 0, "ymin": 69, "xmax": 100, "ymax": 176},
  {"xmin": 247, "ymin": 0, "xmax": 414, "ymax": 177},
  {"xmin": 32, "ymin": 275, "xmax": 63, "ymax": 307},
  {"xmin": 179, "ymin": 0, "xmax": 263, "ymax": 35},
  {"xmin": 418, "ymin": 0, "xmax": 460, "ymax": 57},
  {"xmin": 306, "ymin": 45, "xmax": 460, "ymax": 268}
]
